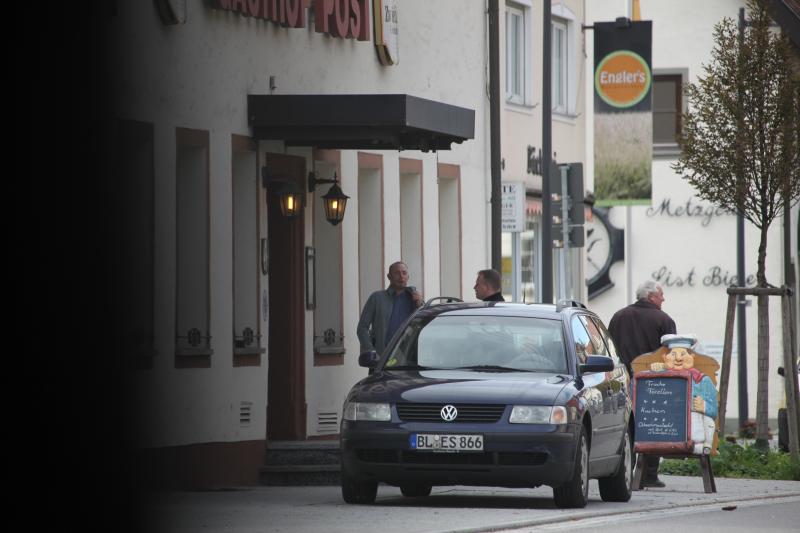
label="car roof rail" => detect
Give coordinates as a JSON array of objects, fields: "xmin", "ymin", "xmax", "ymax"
[
  {"xmin": 423, "ymin": 296, "xmax": 464, "ymax": 308},
  {"xmin": 556, "ymin": 299, "xmax": 587, "ymax": 312}
]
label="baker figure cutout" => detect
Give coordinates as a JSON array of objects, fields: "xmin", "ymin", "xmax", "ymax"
[{"xmin": 650, "ymin": 334, "xmax": 718, "ymax": 455}]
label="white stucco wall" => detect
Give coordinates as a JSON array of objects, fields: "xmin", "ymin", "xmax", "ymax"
[
  {"xmin": 501, "ymin": 0, "xmax": 588, "ymax": 302},
  {"xmin": 585, "ymin": 0, "xmax": 798, "ymax": 424},
  {"xmin": 109, "ymin": 1, "xmax": 490, "ymax": 447}
]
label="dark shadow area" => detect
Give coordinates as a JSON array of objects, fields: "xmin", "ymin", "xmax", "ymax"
[
  {"xmin": 374, "ymin": 492, "xmax": 562, "ymax": 510},
  {"xmin": 44, "ymin": 3, "xmax": 149, "ymax": 531}
]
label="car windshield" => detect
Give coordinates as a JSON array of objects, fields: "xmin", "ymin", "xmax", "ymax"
[{"xmin": 383, "ymin": 315, "xmax": 567, "ymax": 372}]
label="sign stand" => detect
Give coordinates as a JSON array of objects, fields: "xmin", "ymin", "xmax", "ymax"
[
  {"xmin": 632, "ymin": 369, "xmax": 717, "ymax": 493},
  {"xmin": 632, "ymin": 452, "xmax": 716, "ymax": 493}
]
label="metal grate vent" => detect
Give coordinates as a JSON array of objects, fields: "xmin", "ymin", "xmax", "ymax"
[
  {"xmin": 396, "ymin": 403, "xmax": 506, "ymax": 423},
  {"xmin": 240, "ymin": 401, "xmax": 252, "ymax": 426},
  {"xmin": 317, "ymin": 411, "xmax": 339, "ymax": 434}
]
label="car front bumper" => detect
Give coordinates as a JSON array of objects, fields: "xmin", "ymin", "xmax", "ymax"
[{"xmin": 340, "ymin": 421, "xmax": 581, "ymax": 488}]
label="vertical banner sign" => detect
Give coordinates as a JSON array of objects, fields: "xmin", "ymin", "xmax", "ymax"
[{"xmin": 593, "ymin": 21, "xmax": 653, "ymax": 206}]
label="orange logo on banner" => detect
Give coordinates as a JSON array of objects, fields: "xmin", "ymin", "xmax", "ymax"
[{"xmin": 595, "ymin": 51, "xmax": 651, "ymax": 108}]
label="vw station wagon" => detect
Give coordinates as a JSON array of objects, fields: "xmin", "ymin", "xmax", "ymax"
[{"xmin": 340, "ymin": 300, "xmax": 634, "ymax": 508}]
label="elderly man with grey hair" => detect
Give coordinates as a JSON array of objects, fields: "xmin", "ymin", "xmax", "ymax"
[{"xmin": 608, "ymin": 279, "xmax": 676, "ymax": 487}]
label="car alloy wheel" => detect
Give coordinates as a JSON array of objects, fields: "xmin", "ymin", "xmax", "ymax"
[
  {"xmin": 599, "ymin": 430, "xmax": 633, "ymax": 502},
  {"xmin": 553, "ymin": 428, "xmax": 589, "ymax": 508}
]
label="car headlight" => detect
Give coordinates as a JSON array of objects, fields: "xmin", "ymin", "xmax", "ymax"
[
  {"xmin": 509, "ymin": 405, "xmax": 567, "ymax": 424},
  {"xmin": 342, "ymin": 402, "xmax": 391, "ymax": 421}
]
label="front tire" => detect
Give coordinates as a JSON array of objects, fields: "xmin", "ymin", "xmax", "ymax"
[
  {"xmin": 553, "ymin": 428, "xmax": 589, "ymax": 508},
  {"xmin": 599, "ymin": 430, "xmax": 633, "ymax": 502},
  {"xmin": 341, "ymin": 471, "xmax": 377, "ymax": 504},
  {"xmin": 400, "ymin": 483, "xmax": 432, "ymax": 497}
]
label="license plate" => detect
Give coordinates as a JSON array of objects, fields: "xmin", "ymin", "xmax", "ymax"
[{"xmin": 410, "ymin": 433, "xmax": 484, "ymax": 452}]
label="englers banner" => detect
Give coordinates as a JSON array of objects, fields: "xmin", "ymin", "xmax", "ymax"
[{"xmin": 593, "ymin": 20, "xmax": 653, "ymax": 206}]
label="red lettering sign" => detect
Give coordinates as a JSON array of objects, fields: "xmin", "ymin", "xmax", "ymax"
[
  {"xmin": 209, "ymin": 0, "xmax": 365, "ymax": 40},
  {"xmin": 285, "ymin": 0, "xmax": 304, "ymax": 28},
  {"xmin": 314, "ymin": 0, "xmax": 334, "ymax": 34}
]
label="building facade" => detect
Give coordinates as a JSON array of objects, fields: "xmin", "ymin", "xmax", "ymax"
[
  {"xmin": 500, "ymin": 0, "xmax": 589, "ymax": 303},
  {"xmin": 105, "ymin": 0, "xmax": 491, "ymax": 487},
  {"xmin": 584, "ymin": 0, "xmax": 799, "ymax": 426}
]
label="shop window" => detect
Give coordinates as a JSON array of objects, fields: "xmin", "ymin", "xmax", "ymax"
[
  {"xmin": 520, "ymin": 218, "xmax": 540, "ymax": 302},
  {"xmin": 175, "ymin": 128, "xmax": 212, "ymax": 367}
]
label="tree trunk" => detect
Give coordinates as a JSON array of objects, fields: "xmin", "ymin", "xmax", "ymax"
[{"xmin": 755, "ymin": 226, "xmax": 770, "ymax": 448}]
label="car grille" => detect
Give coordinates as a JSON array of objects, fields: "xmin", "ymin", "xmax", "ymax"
[
  {"xmin": 355, "ymin": 449, "xmax": 548, "ymax": 466},
  {"xmin": 396, "ymin": 403, "xmax": 506, "ymax": 423}
]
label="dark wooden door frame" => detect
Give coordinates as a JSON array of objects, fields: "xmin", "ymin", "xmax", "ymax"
[{"xmin": 265, "ymin": 152, "xmax": 307, "ymax": 441}]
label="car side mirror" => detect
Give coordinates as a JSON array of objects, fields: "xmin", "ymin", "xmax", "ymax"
[
  {"xmin": 358, "ymin": 350, "xmax": 380, "ymax": 369},
  {"xmin": 579, "ymin": 355, "xmax": 614, "ymax": 374}
]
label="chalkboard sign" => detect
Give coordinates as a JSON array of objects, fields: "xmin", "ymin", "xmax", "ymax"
[{"xmin": 633, "ymin": 370, "xmax": 693, "ymax": 454}]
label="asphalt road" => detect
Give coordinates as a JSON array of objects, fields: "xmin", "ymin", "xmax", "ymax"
[
  {"xmin": 143, "ymin": 476, "xmax": 800, "ymax": 533},
  {"xmin": 502, "ymin": 496, "xmax": 800, "ymax": 532}
]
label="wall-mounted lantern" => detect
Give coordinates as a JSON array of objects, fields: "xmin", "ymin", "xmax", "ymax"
[
  {"xmin": 262, "ymin": 168, "xmax": 303, "ymax": 219},
  {"xmin": 262, "ymin": 168, "xmax": 349, "ymax": 226},
  {"xmin": 308, "ymin": 171, "xmax": 350, "ymax": 226}
]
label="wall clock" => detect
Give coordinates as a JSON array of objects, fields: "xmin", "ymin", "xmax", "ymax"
[{"xmin": 586, "ymin": 207, "xmax": 624, "ymax": 299}]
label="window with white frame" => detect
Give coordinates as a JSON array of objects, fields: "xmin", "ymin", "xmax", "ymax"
[
  {"xmin": 552, "ymin": 18, "xmax": 568, "ymax": 114},
  {"xmin": 550, "ymin": 3, "xmax": 577, "ymax": 116},
  {"xmin": 506, "ymin": 2, "xmax": 529, "ymax": 105}
]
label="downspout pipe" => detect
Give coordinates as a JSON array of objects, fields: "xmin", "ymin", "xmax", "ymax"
[
  {"xmin": 541, "ymin": 0, "xmax": 553, "ymax": 303},
  {"xmin": 489, "ymin": 0, "xmax": 502, "ymax": 272}
]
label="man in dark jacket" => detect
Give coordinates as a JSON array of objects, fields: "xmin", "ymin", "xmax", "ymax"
[
  {"xmin": 357, "ymin": 261, "xmax": 422, "ymax": 356},
  {"xmin": 608, "ymin": 280, "xmax": 676, "ymax": 488},
  {"xmin": 474, "ymin": 269, "xmax": 505, "ymax": 301}
]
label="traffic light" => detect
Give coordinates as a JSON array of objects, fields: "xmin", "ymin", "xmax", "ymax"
[{"xmin": 550, "ymin": 162, "xmax": 585, "ymax": 248}]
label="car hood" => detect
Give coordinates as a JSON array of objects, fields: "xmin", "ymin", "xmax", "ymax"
[{"xmin": 350, "ymin": 369, "xmax": 572, "ymax": 405}]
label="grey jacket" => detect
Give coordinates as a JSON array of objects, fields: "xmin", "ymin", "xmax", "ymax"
[{"xmin": 357, "ymin": 286, "xmax": 418, "ymax": 354}]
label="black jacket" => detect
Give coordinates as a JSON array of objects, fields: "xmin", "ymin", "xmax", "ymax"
[
  {"xmin": 607, "ymin": 299, "xmax": 676, "ymax": 373},
  {"xmin": 482, "ymin": 292, "xmax": 505, "ymax": 302}
]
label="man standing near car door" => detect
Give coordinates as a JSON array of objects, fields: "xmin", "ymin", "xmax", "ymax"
[
  {"xmin": 608, "ymin": 280, "xmax": 676, "ymax": 488},
  {"xmin": 357, "ymin": 261, "xmax": 422, "ymax": 357},
  {"xmin": 474, "ymin": 269, "xmax": 505, "ymax": 301}
]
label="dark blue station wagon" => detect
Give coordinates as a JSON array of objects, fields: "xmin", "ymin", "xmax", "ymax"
[{"xmin": 340, "ymin": 300, "xmax": 634, "ymax": 508}]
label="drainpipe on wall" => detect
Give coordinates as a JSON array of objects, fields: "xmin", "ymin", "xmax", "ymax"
[
  {"xmin": 541, "ymin": 0, "xmax": 554, "ymax": 303},
  {"xmin": 489, "ymin": 0, "xmax": 502, "ymax": 272}
]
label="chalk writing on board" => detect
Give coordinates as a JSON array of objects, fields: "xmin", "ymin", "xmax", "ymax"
[{"xmin": 634, "ymin": 375, "xmax": 688, "ymax": 445}]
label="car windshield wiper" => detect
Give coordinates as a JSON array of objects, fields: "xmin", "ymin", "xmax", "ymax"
[{"xmin": 455, "ymin": 365, "xmax": 529, "ymax": 372}]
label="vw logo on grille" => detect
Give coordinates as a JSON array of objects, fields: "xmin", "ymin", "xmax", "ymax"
[{"xmin": 440, "ymin": 404, "xmax": 458, "ymax": 421}]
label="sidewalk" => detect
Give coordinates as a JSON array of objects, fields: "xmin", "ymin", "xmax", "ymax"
[{"xmin": 142, "ymin": 476, "xmax": 800, "ymax": 533}]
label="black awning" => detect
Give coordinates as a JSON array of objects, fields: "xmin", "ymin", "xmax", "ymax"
[{"xmin": 247, "ymin": 94, "xmax": 475, "ymax": 151}]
